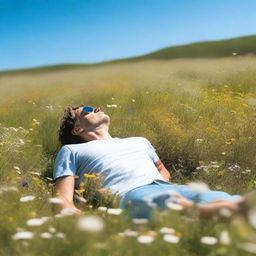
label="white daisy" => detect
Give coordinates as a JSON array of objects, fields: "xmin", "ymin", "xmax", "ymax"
[
  {"xmin": 200, "ymin": 236, "xmax": 218, "ymax": 245},
  {"xmin": 26, "ymin": 218, "xmax": 45, "ymax": 226},
  {"xmin": 137, "ymin": 235, "xmax": 155, "ymax": 244},
  {"xmin": 12, "ymin": 231, "xmax": 34, "ymax": 240},
  {"xmin": 20, "ymin": 195, "xmax": 35, "ymax": 202},
  {"xmin": 107, "ymin": 208, "xmax": 123, "ymax": 215},
  {"xmin": 77, "ymin": 216, "xmax": 105, "ymax": 232},
  {"xmin": 163, "ymin": 234, "xmax": 180, "ymax": 243}
]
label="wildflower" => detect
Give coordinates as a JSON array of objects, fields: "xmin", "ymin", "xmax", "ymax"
[
  {"xmin": 232, "ymin": 52, "xmax": 237, "ymax": 56},
  {"xmin": 219, "ymin": 230, "xmax": 230, "ymax": 245},
  {"xmin": 26, "ymin": 218, "xmax": 46, "ymax": 227},
  {"xmin": 40, "ymin": 232, "xmax": 53, "ymax": 239},
  {"xmin": 12, "ymin": 231, "xmax": 34, "ymax": 240},
  {"xmin": 18, "ymin": 139, "xmax": 25, "ymax": 145},
  {"xmin": 48, "ymin": 227, "xmax": 56, "ymax": 233},
  {"xmin": 10, "ymin": 127, "xmax": 18, "ymax": 132},
  {"xmin": 131, "ymin": 99, "xmax": 136, "ymax": 103},
  {"xmin": 132, "ymin": 218, "xmax": 149, "ymax": 224},
  {"xmin": 98, "ymin": 206, "xmax": 108, "ymax": 212},
  {"xmin": 238, "ymin": 242, "xmax": 256, "ymax": 254},
  {"xmin": 106, "ymin": 104, "xmax": 117, "ymax": 108},
  {"xmin": 188, "ymin": 182, "xmax": 209, "ymax": 192},
  {"xmin": 107, "ymin": 208, "xmax": 123, "ymax": 215},
  {"xmin": 8, "ymin": 217, "xmax": 14, "ymax": 223},
  {"xmin": 41, "ymin": 217, "xmax": 50, "ymax": 222},
  {"xmin": 228, "ymin": 164, "xmax": 241, "ymax": 171},
  {"xmin": 195, "ymin": 139, "xmax": 203, "ymax": 144},
  {"xmin": 196, "ymin": 166, "xmax": 206, "ymax": 170},
  {"xmin": 20, "ymin": 195, "xmax": 35, "ymax": 202},
  {"xmin": 221, "ymin": 152, "xmax": 226, "ymax": 155},
  {"xmin": 137, "ymin": 235, "xmax": 155, "ymax": 244},
  {"xmin": 84, "ymin": 173, "xmax": 97, "ymax": 178},
  {"xmin": 160, "ymin": 227, "xmax": 175, "ymax": 234},
  {"xmin": 77, "ymin": 216, "xmax": 105, "ymax": 232},
  {"xmin": 21, "ymin": 180, "xmax": 29, "ymax": 187},
  {"xmin": 48, "ymin": 198, "xmax": 64, "ymax": 204},
  {"xmin": 29, "ymin": 171, "xmax": 41, "ymax": 176},
  {"xmin": 163, "ymin": 234, "xmax": 180, "ymax": 243},
  {"xmin": 55, "ymin": 232, "xmax": 66, "ymax": 238},
  {"xmin": 32, "ymin": 119, "xmax": 40, "ymax": 126},
  {"xmin": 119, "ymin": 229, "xmax": 138, "ymax": 237},
  {"xmin": 200, "ymin": 236, "xmax": 218, "ymax": 245}
]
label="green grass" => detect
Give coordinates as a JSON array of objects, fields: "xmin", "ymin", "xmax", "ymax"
[{"xmin": 1, "ymin": 56, "xmax": 256, "ymax": 255}]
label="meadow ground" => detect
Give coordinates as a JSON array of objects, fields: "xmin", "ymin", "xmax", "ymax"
[{"xmin": 1, "ymin": 56, "xmax": 256, "ymax": 255}]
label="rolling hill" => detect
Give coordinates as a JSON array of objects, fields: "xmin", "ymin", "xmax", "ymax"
[{"xmin": 1, "ymin": 34, "xmax": 255, "ymax": 76}]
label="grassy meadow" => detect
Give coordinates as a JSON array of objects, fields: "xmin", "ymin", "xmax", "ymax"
[{"xmin": 1, "ymin": 56, "xmax": 256, "ymax": 255}]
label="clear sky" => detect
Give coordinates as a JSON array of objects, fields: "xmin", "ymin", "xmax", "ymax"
[{"xmin": 1, "ymin": 0, "xmax": 256, "ymax": 70}]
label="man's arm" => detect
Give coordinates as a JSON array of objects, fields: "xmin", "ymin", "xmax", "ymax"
[
  {"xmin": 155, "ymin": 160, "xmax": 171, "ymax": 181},
  {"xmin": 54, "ymin": 176, "xmax": 81, "ymax": 215}
]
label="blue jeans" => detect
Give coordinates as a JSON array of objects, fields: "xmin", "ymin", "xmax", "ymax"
[{"xmin": 119, "ymin": 180, "xmax": 241, "ymax": 219}]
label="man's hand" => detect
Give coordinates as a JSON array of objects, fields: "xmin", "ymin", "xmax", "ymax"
[
  {"xmin": 155, "ymin": 160, "xmax": 171, "ymax": 181},
  {"xmin": 54, "ymin": 176, "xmax": 82, "ymax": 215}
]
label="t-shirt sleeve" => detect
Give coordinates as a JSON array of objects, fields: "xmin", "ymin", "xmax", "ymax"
[
  {"xmin": 145, "ymin": 139, "xmax": 160, "ymax": 163},
  {"xmin": 53, "ymin": 146, "xmax": 76, "ymax": 180}
]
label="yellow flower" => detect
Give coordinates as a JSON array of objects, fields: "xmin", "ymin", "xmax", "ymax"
[
  {"xmin": 32, "ymin": 177, "xmax": 40, "ymax": 182},
  {"xmin": 8, "ymin": 217, "xmax": 14, "ymax": 223},
  {"xmin": 76, "ymin": 188, "xmax": 85, "ymax": 194},
  {"xmin": 84, "ymin": 174, "xmax": 97, "ymax": 178},
  {"xmin": 79, "ymin": 182, "xmax": 85, "ymax": 187},
  {"xmin": 175, "ymin": 231, "xmax": 183, "ymax": 238}
]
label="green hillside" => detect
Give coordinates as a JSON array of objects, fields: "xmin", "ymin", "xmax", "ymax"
[
  {"xmin": 134, "ymin": 34, "xmax": 256, "ymax": 60},
  {"xmin": 1, "ymin": 34, "xmax": 255, "ymax": 76}
]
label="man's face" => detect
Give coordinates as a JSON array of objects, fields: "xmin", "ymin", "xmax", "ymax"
[{"xmin": 74, "ymin": 106, "xmax": 110, "ymax": 132}]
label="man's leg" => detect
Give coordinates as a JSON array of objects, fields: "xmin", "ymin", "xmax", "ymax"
[
  {"xmin": 119, "ymin": 182, "xmax": 247, "ymax": 219},
  {"xmin": 156, "ymin": 182, "xmax": 245, "ymax": 218}
]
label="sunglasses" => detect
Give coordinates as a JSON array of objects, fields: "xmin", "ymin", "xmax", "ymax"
[{"xmin": 82, "ymin": 106, "xmax": 94, "ymax": 114}]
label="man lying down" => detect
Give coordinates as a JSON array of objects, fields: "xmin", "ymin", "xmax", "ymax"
[{"xmin": 53, "ymin": 105, "xmax": 253, "ymax": 219}]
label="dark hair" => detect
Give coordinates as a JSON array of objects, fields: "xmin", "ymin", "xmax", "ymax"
[{"xmin": 58, "ymin": 105, "xmax": 85, "ymax": 145}]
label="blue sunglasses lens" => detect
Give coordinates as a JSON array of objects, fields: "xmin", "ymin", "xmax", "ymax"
[{"xmin": 82, "ymin": 106, "xmax": 94, "ymax": 113}]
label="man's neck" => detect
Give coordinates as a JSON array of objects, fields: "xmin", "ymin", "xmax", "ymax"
[{"xmin": 82, "ymin": 128, "xmax": 112, "ymax": 142}]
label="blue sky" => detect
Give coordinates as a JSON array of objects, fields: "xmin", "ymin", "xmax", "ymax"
[{"xmin": 0, "ymin": 0, "xmax": 256, "ymax": 70}]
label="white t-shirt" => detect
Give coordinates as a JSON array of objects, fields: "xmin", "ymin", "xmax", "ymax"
[{"xmin": 53, "ymin": 137, "xmax": 165, "ymax": 195}]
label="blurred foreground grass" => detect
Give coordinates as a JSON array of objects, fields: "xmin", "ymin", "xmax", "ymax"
[{"xmin": 1, "ymin": 56, "xmax": 256, "ymax": 255}]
